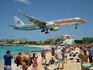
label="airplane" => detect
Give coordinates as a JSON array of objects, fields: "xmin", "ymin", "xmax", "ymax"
[{"xmin": 8, "ymin": 9, "xmax": 86, "ymax": 34}]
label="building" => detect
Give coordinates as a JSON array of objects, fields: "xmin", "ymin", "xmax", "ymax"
[
  {"xmin": 50, "ymin": 34, "xmax": 72, "ymax": 41},
  {"xmin": 13, "ymin": 38, "xmax": 27, "ymax": 44},
  {"xmin": 82, "ymin": 37, "xmax": 93, "ymax": 43},
  {"xmin": 63, "ymin": 38, "xmax": 75, "ymax": 45},
  {"xmin": 0, "ymin": 39, "xmax": 14, "ymax": 44},
  {"xmin": 64, "ymin": 34, "xmax": 72, "ymax": 39}
]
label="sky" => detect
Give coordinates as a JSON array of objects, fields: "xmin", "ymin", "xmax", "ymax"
[{"xmin": 0, "ymin": 0, "xmax": 93, "ymax": 41}]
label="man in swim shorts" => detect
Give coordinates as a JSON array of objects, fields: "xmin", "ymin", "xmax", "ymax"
[{"xmin": 3, "ymin": 50, "xmax": 15, "ymax": 70}]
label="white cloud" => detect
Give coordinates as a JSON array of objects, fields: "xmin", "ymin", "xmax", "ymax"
[{"xmin": 14, "ymin": 0, "xmax": 32, "ymax": 5}]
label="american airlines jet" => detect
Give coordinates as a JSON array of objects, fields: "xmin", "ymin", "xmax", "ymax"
[{"xmin": 8, "ymin": 9, "xmax": 86, "ymax": 34}]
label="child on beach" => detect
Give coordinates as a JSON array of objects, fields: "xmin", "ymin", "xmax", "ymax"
[{"xmin": 42, "ymin": 57, "xmax": 46, "ymax": 65}]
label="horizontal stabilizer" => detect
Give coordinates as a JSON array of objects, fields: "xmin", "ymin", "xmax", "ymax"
[{"xmin": 8, "ymin": 25, "xmax": 19, "ymax": 28}]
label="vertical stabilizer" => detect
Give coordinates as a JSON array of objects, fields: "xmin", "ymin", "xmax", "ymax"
[{"xmin": 14, "ymin": 16, "xmax": 25, "ymax": 27}]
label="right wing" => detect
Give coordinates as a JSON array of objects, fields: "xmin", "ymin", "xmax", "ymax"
[{"xmin": 18, "ymin": 9, "xmax": 46, "ymax": 29}]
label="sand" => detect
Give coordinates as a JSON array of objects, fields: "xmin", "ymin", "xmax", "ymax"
[{"xmin": 1, "ymin": 46, "xmax": 93, "ymax": 70}]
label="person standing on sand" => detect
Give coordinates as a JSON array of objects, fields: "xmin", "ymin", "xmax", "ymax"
[
  {"xmin": 32, "ymin": 53, "xmax": 38, "ymax": 67},
  {"xmin": 16, "ymin": 52, "xmax": 22, "ymax": 67},
  {"xmin": 88, "ymin": 45, "xmax": 93, "ymax": 67},
  {"xmin": 3, "ymin": 50, "xmax": 15, "ymax": 70},
  {"xmin": 41, "ymin": 50, "xmax": 44, "ymax": 60},
  {"xmin": 64, "ymin": 47, "xmax": 68, "ymax": 63},
  {"xmin": 51, "ymin": 46, "xmax": 55, "ymax": 56},
  {"xmin": 44, "ymin": 50, "xmax": 46, "ymax": 59},
  {"xmin": 61, "ymin": 46, "xmax": 65, "ymax": 60},
  {"xmin": 56, "ymin": 46, "xmax": 64, "ymax": 70},
  {"xmin": 78, "ymin": 48, "xmax": 89, "ymax": 70}
]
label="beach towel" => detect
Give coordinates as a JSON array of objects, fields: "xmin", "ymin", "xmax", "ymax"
[
  {"xmin": 46, "ymin": 62, "xmax": 54, "ymax": 66},
  {"xmin": 68, "ymin": 58, "xmax": 81, "ymax": 63},
  {"xmin": 70, "ymin": 61, "xmax": 77, "ymax": 63}
]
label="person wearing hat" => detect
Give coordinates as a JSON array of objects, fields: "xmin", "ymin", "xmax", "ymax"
[
  {"xmin": 56, "ymin": 46, "xmax": 64, "ymax": 70},
  {"xmin": 3, "ymin": 50, "xmax": 15, "ymax": 70}
]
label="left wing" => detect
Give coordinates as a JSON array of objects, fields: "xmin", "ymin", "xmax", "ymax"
[{"xmin": 18, "ymin": 9, "xmax": 46, "ymax": 28}]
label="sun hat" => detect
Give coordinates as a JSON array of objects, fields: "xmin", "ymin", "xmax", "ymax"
[{"xmin": 58, "ymin": 46, "xmax": 61, "ymax": 49}]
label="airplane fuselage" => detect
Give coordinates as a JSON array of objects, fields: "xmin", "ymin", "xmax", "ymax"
[
  {"xmin": 18, "ymin": 17, "xmax": 86, "ymax": 31},
  {"xmin": 46, "ymin": 17, "xmax": 86, "ymax": 29}
]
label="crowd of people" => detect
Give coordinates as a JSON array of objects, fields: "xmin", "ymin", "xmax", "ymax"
[{"xmin": 3, "ymin": 43, "xmax": 93, "ymax": 70}]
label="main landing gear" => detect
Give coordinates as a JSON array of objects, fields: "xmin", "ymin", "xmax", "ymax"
[
  {"xmin": 41, "ymin": 29, "xmax": 49, "ymax": 34},
  {"xmin": 41, "ymin": 29, "xmax": 45, "ymax": 32},
  {"xmin": 75, "ymin": 24, "xmax": 78, "ymax": 29}
]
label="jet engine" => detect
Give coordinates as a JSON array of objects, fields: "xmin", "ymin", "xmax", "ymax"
[{"xmin": 50, "ymin": 27, "xmax": 59, "ymax": 31}]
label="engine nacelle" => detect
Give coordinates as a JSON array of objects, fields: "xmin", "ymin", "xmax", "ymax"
[
  {"xmin": 46, "ymin": 22, "xmax": 55, "ymax": 28},
  {"xmin": 50, "ymin": 27, "xmax": 59, "ymax": 31}
]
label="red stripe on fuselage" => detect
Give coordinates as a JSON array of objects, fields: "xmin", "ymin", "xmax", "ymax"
[
  {"xmin": 54, "ymin": 19, "xmax": 85, "ymax": 24},
  {"xmin": 22, "ymin": 25, "xmax": 37, "ymax": 28}
]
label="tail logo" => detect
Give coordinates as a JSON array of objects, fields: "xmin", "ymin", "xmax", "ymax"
[{"xmin": 16, "ymin": 20, "xmax": 21, "ymax": 24}]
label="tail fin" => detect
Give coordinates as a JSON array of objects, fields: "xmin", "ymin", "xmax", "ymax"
[{"xmin": 14, "ymin": 16, "xmax": 25, "ymax": 27}]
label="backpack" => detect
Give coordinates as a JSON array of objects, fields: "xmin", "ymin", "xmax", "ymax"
[{"xmin": 16, "ymin": 58, "xmax": 20, "ymax": 65}]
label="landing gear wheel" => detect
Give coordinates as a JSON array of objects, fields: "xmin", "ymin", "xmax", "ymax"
[
  {"xmin": 45, "ymin": 32, "xmax": 49, "ymax": 34},
  {"xmin": 75, "ymin": 24, "xmax": 77, "ymax": 29},
  {"xmin": 41, "ymin": 29, "xmax": 45, "ymax": 32}
]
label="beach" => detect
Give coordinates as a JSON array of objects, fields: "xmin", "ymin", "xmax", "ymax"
[{"xmin": 1, "ymin": 45, "xmax": 93, "ymax": 70}]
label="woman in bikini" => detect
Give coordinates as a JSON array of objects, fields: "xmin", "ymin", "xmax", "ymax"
[{"xmin": 78, "ymin": 48, "xmax": 89, "ymax": 70}]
